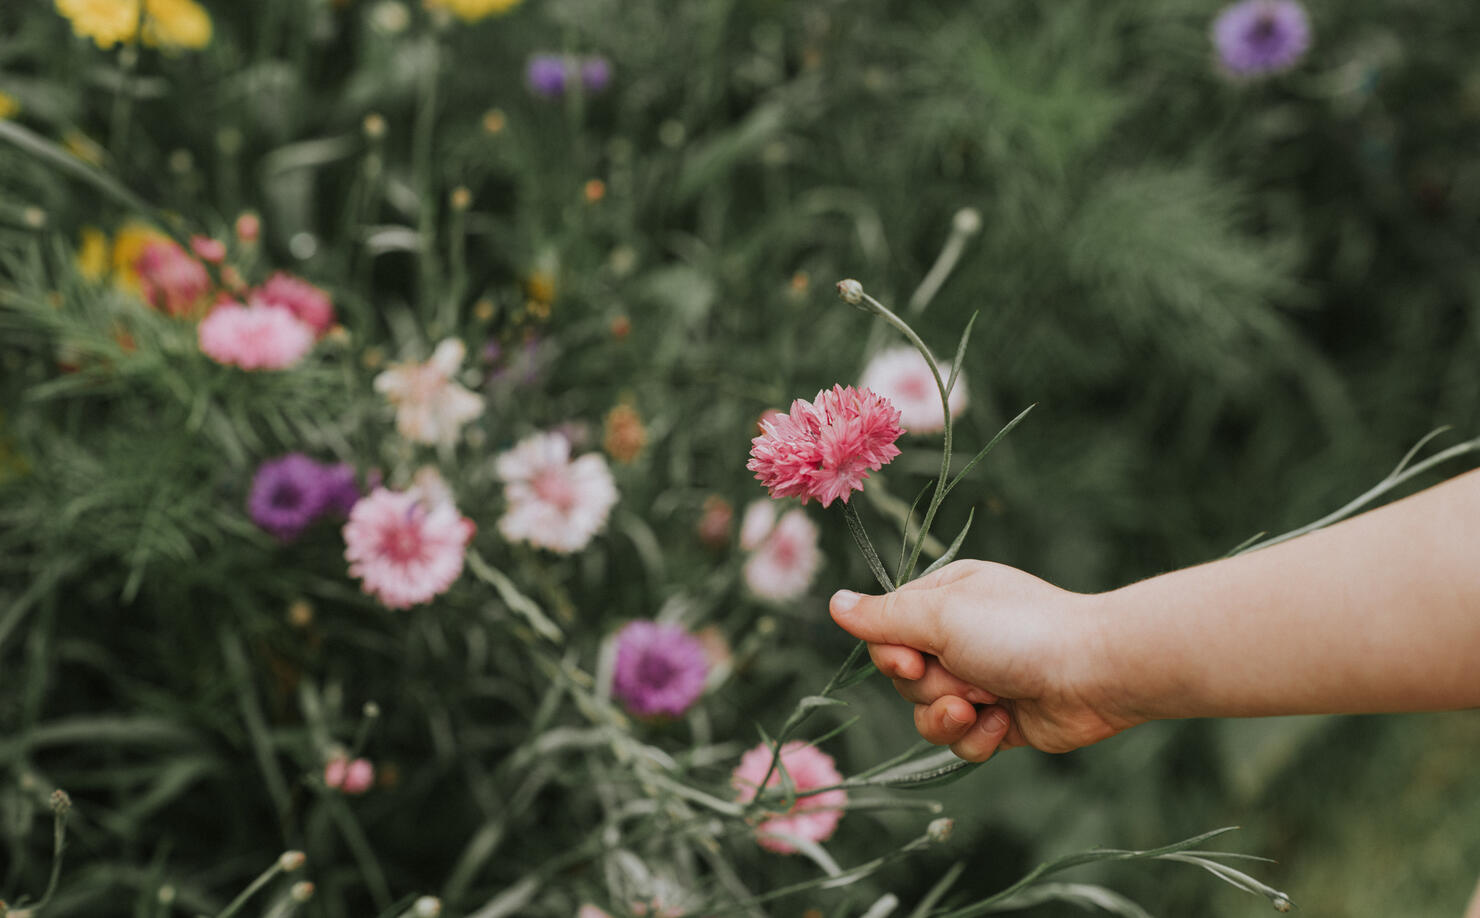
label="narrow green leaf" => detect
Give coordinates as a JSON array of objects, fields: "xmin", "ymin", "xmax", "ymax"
[
  {"xmin": 467, "ymin": 549, "xmax": 563, "ymax": 642},
  {"xmin": 943, "ymin": 404, "xmax": 1036, "ymax": 498},
  {"xmin": 843, "ymin": 500, "xmax": 894, "ymax": 592},
  {"xmin": 946, "ymin": 310, "xmax": 980, "ymax": 399},
  {"xmin": 921, "ymin": 507, "xmax": 974, "ymax": 578}
]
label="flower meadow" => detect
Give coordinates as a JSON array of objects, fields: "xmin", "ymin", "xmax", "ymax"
[{"xmin": 4, "ymin": 1, "xmax": 1480, "ymax": 917}]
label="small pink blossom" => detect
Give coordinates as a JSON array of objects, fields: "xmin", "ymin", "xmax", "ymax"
[
  {"xmin": 374, "ymin": 339, "xmax": 485, "ymax": 447},
  {"xmin": 740, "ymin": 501, "xmax": 821, "ymax": 602},
  {"xmin": 732, "ymin": 741, "xmax": 847, "ymax": 854},
  {"xmin": 135, "ymin": 239, "xmax": 211, "ymax": 317},
  {"xmin": 198, "ymin": 301, "xmax": 316, "ymax": 370},
  {"xmin": 859, "ymin": 346, "xmax": 966, "ymax": 434},
  {"xmin": 190, "ymin": 235, "xmax": 226, "ymax": 263},
  {"xmin": 342, "ymin": 486, "xmax": 475, "ymax": 609},
  {"xmin": 495, "ymin": 431, "xmax": 618, "ymax": 553},
  {"xmin": 747, "ymin": 385, "xmax": 903, "ymax": 507},
  {"xmin": 254, "ymin": 272, "xmax": 335, "ymax": 337},
  {"xmin": 235, "ymin": 212, "xmax": 261, "ymax": 243},
  {"xmin": 324, "ymin": 756, "xmax": 375, "ymax": 794}
]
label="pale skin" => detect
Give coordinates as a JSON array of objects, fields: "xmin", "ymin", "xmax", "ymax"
[{"xmin": 828, "ymin": 467, "xmax": 1480, "ymax": 764}]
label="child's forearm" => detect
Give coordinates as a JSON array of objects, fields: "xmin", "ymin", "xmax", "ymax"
[{"xmin": 1097, "ymin": 468, "xmax": 1480, "ymax": 720}]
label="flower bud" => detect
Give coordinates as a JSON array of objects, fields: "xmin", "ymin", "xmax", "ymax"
[
  {"xmin": 952, "ymin": 207, "xmax": 982, "ymax": 235},
  {"xmin": 157, "ymin": 885, "xmax": 176, "ymax": 904},
  {"xmin": 413, "ymin": 896, "xmax": 442, "ymax": 917},
  {"xmin": 278, "ymin": 850, "xmax": 306, "ymax": 872},
  {"xmin": 926, "ymin": 817, "xmax": 954, "ymax": 843},
  {"xmin": 363, "ymin": 113, "xmax": 386, "ymax": 140},
  {"xmin": 291, "ymin": 882, "xmax": 316, "ymax": 903},
  {"xmin": 49, "ymin": 789, "xmax": 71, "ymax": 815},
  {"xmin": 1272, "ymin": 896, "xmax": 1292, "ymax": 913},
  {"xmin": 835, "ymin": 278, "xmax": 863, "ymax": 304},
  {"xmin": 235, "ymin": 212, "xmax": 261, "ymax": 244},
  {"xmin": 23, "ymin": 207, "xmax": 46, "ymax": 229},
  {"xmin": 450, "ymin": 187, "xmax": 472, "ymax": 211},
  {"xmin": 363, "ymin": 701, "xmax": 381, "ymax": 719}
]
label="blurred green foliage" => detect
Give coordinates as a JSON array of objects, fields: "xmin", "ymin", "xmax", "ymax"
[{"xmin": 2, "ymin": 0, "xmax": 1479, "ymax": 915}]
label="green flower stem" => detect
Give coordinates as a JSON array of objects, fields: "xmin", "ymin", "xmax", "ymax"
[
  {"xmin": 855, "ymin": 290, "xmax": 953, "ymax": 584},
  {"xmin": 412, "ymin": 31, "xmax": 443, "ymax": 320},
  {"xmin": 214, "ymin": 859, "xmax": 288, "ymax": 918}
]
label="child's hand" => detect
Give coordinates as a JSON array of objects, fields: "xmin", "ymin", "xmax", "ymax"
[{"xmin": 829, "ymin": 560, "xmax": 1141, "ymax": 762}]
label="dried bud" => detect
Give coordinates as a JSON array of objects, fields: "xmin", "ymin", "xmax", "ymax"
[
  {"xmin": 835, "ymin": 278, "xmax": 863, "ymax": 304},
  {"xmin": 291, "ymin": 882, "xmax": 316, "ymax": 903},
  {"xmin": 583, "ymin": 179, "xmax": 606, "ymax": 203},
  {"xmin": 278, "ymin": 850, "xmax": 306, "ymax": 872},
  {"xmin": 482, "ymin": 109, "xmax": 506, "ymax": 135},
  {"xmin": 413, "ymin": 896, "xmax": 442, "ymax": 917},
  {"xmin": 926, "ymin": 817, "xmax": 954, "ymax": 843},
  {"xmin": 287, "ymin": 599, "xmax": 314, "ymax": 628},
  {"xmin": 953, "ymin": 207, "xmax": 982, "ymax": 235},
  {"xmin": 609, "ymin": 315, "xmax": 631, "ymax": 340},
  {"xmin": 1272, "ymin": 896, "xmax": 1292, "ymax": 913},
  {"xmin": 450, "ymin": 187, "xmax": 472, "ymax": 211},
  {"xmin": 49, "ymin": 789, "xmax": 72, "ymax": 815},
  {"xmin": 473, "ymin": 298, "xmax": 496, "ymax": 321},
  {"xmin": 363, "ymin": 113, "xmax": 386, "ymax": 140}
]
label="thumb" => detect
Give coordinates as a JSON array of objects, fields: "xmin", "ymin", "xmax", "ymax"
[{"xmin": 829, "ymin": 587, "xmax": 944, "ymax": 653}]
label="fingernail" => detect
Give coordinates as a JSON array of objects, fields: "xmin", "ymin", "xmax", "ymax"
[
  {"xmin": 943, "ymin": 712, "xmax": 969, "ymax": 728},
  {"xmin": 966, "ymin": 689, "xmax": 996, "ymax": 705},
  {"xmin": 986, "ymin": 707, "xmax": 1011, "ymax": 732},
  {"xmin": 831, "ymin": 590, "xmax": 860, "ymax": 613}
]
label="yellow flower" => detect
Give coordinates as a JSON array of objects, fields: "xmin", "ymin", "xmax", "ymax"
[
  {"xmin": 53, "ymin": 0, "xmax": 212, "ymax": 50},
  {"xmin": 0, "ymin": 92, "xmax": 19, "ymax": 120},
  {"xmin": 109, "ymin": 221, "xmax": 170, "ymax": 292},
  {"xmin": 77, "ymin": 227, "xmax": 110, "ymax": 280},
  {"xmin": 424, "ymin": 0, "xmax": 523, "ymax": 23},
  {"xmin": 142, "ymin": 0, "xmax": 212, "ymax": 50}
]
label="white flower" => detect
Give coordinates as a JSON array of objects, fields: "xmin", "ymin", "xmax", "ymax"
[
  {"xmin": 859, "ymin": 346, "xmax": 967, "ymax": 434},
  {"xmin": 741, "ymin": 501, "xmax": 821, "ymax": 602},
  {"xmin": 374, "ymin": 339, "xmax": 484, "ymax": 446},
  {"xmin": 496, "ymin": 432, "xmax": 619, "ymax": 553}
]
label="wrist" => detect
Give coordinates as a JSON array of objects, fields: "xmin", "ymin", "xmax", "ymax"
[{"xmin": 1083, "ymin": 581, "xmax": 1191, "ymax": 726}]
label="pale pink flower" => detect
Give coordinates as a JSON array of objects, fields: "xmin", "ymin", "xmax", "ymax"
[
  {"xmin": 235, "ymin": 212, "xmax": 261, "ymax": 243},
  {"xmin": 135, "ymin": 239, "xmax": 211, "ymax": 317},
  {"xmin": 859, "ymin": 346, "xmax": 966, "ymax": 434},
  {"xmin": 576, "ymin": 908, "xmax": 611, "ymax": 918},
  {"xmin": 374, "ymin": 339, "xmax": 484, "ymax": 447},
  {"xmin": 198, "ymin": 301, "xmax": 316, "ymax": 370},
  {"xmin": 254, "ymin": 272, "xmax": 335, "ymax": 337},
  {"xmin": 747, "ymin": 385, "xmax": 903, "ymax": 507},
  {"xmin": 495, "ymin": 431, "xmax": 618, "ymax": 553},
  {"xmin": 732, "ymin": 741, "xmax": 847, "ymax": 854},
  {"xmin": 741, "ymin": 503, "xmax": 821, "ymax": 602},
  {"xmin": 324, "ymin": 756, "xmax": 375, "ymax": 794},
  {"xmin": 342, "ymin": 486, "xmax": 475, "ymax": 609}
]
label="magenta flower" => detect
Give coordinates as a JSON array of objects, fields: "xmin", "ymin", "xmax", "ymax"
[
  {"xmin": 324, "ymin": 756, "xmax": 375, "ymax": 794},
  {"xmin": 253, "ymin": 272, "xmax": 336, "ymax": 337},
  {"xmin": 611, "ymin": 621, "xmax": 709, "ymax": 718},
  {"xmin": 731, "ymin": 741, "xmax": 848, "ymax": 853},
  {"xmin": 747, "ymin": 385, "xmax": 902, "ymax": 507},
  {"xmin": 1213, "ymin": 0, "xmax": 1311, "ymax": 77},
  {"xmin": 342, "ymin": 485, "xmax": 475, "ymax": 610},
  {"xmin": 248, "ymin": 453, "xmax": 359, "ymax": 541},
  {"xmin": 135, "ymin": 239, "xmax": 211, "ymax": 317}
]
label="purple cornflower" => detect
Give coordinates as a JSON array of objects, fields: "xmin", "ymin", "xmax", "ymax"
[
  {"xmin": 1212, "ymin": 0, "xmax": 1311, "ymax": 77},
  {"xmin": 580, "ymin": 56, "xmax": 612, "ymax": 93},
  {"xmin": 247, "ymin": 453, "xmax": 359, "ymax": 541},
  {"xmin": 526, "ymin": 54, "xmax": 569, "ymax": 97},
  {"xmin": 611, "ymin": 621, "xmax": 709, "ymax": 718}
]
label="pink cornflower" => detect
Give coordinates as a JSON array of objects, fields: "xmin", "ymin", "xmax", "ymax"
[
  {"xmin": 374, "ymin": 339, "xmax": 485, "ymax": 447},
  {"xmin": 732, "ymin": 741, "xmax": 847, "ymax": 854},
  {"xmin": 495, "ymin": 431, "xmax": 618, "ymax": 553},
  {"xmin": 135, "ymin": 239, "xmax": 211, "ymax": 317},
  {"xmin": 324, "ymin": 756, "xmax": 375, "ymax": 794},
  {"xmin": 739, "ymin": 501, "xmax": 821, "ymax": 602},
  {"xmin": 253, "ymin": 272, "xmax": 335, "ymax": 337},
  {"xmin": 859, "ymin": 346, "xmax": 966, "ymax": 435},
  {"xmin": 747, "ymin": 385, "xmax": 902, "ymax": 507},
  {"xmin": 198, "ymin": 300, "xmax": 316, "ymax": 370},
  {"xmin": 342, "ymin": 485, "xmax": 475, "ymax": 609}
]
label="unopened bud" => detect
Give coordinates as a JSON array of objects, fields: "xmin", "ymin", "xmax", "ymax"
[
  {"xmin": 450, "ymin": 187, "xmax": 472, "ymax": 211},
  {"xmin": 363, "ymin": 113, "xmax": 386, "ymax": 140},
  {"xmin": 49, "ymin": 789, "xmax": 71, "ymax": 815},
  {"xmin": 235, "ymin": 212, "xmax": 261, "ymax": 244},
  {"xmin": 835, "ymin": 278, "xmax": 863, "ymax": 304},
  {"xmin": 22, "ymin": 207, "xmax": 46, "ymax": 229},
  {"xmin": 413, "ymin": 896, "xmax": 442, "ymax": 917},
  {"xmin": 157, "ymin": 885, "xmax": 176, "ymax": 904},
  {"xmin": 482, "ymin": 108, "xmax": 506, "ymax": 135},
  {"xmin": 926, "ymin": 817, "xmax": 953, "ymax": 843},
  {"xmin": 291, "ymin": 881, "xmax": 316, "ymax": 903},
  {"xmin": 953, "ymin": 207, "xmax": 982, "ymax": 235},
  {"xmin": 363, "ymin": 701, "xmax": 381, "ymax": 719},
  {"xmin": 278, "ymin": 850, "xmax": 306, "ymax": 872},
  {"xmin": 1272, "ymin": 896, "xmax": 1292, "ymax": 913}
]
